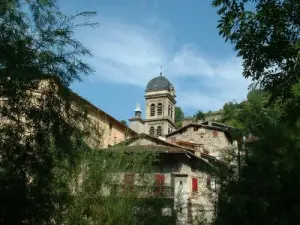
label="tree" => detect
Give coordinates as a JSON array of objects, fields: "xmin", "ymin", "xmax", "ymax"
[
  {"xmin": 214, "ymin": 102, "xmax": 300, "ymax": 225},
  {"xmin": 121, "ymin": 120, "xmax": 128, "ymax": 126},
  {"xmin": 0, "ymin": 1, "xmax": 97, "ymax": 224},
  {"xmin": 194, "ymin": 110, "xmax": 206, "ymax": 121},
  {"xmin": 216, "ymin": 90, "xmax": 273, "ymax": 130},
  {"xmin": 175, "ymin": 106, "xmax": 184, "ymax": 128},
  {"xmin": 175, "ymin": 106, "xmax": 184, "ymax": 123},
  {"xmin": 212, "ymin": 0, "xmax": 300, "ymax": 122},
  {"xmin": 65, "ymin": 149, "xmax": 177, "ymax": 225}
]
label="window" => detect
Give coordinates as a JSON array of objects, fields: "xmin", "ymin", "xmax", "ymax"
[
  {"xmin": 211, "ymin": 177, "xmax": 216, "ymax": 190},
  {"xmin": 150, "ymin": 104, "xmax": 155, "ymax": 116},
  {"xmin": 157, "ymin": 103, "xmax": 163, "ymax": 115},
  {"xmin": 207, "ymin": 175, "xmax": 211, "ymax": 188},
  {"xmin": 168, "ymin": 105, "xmax": 171, "ymax": 116},
  {"xmin": 170, "ymin": 107, "xmax": 173, "ymax": 119},
  {"xmin": 192, "ymin": 178, "xmax": 198, "ymax": 192},
  {"xmin": 149, "ymin": 126, "xmax": 155, "ymax": 136},
  {"xmin": 124, "ymin": 173, "xmax": 135, "ymax": 191},
  {"xmin": 213, "ymin": 130, "xmax": 218, "ymax": 137},
  {"xmin": 191, "ymin": 161, "xmax": 196, "ymax": 172},
  {"xmin": 157, "ymin": 126, "xmax": 162, "ymax": 136},
  {"xmin": 154, "ymin": 174, "xmax": 165, "ymax": 194},
  {"xmin": 168, "ymin": 128, "xmax": 170, "ymax": 134}
]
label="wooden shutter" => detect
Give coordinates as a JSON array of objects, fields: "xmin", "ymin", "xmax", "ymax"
[
  {"xmin": 192, "ymin": 178, "xmax": 198, "ymax": 192},
  {"xmin": 155, "ymin": 174, "xmax": 165, "ymax": 185},
  {"xmin": 155, "ymin": 174, "xmax": 165, "ymax": 194}
]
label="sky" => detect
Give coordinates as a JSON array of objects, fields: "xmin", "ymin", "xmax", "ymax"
[{"xmin": 60, "ymin": 0, "xmax": 250, "ymax": 122}]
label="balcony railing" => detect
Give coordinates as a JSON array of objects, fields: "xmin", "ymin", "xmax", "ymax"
[{"xmin": 111, "ymin": 185, "xmax": 174, "ymax": 198}]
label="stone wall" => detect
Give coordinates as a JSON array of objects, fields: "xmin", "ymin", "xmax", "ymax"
[{"xmin": 167, "ymin": 126, "xmax": 232, "ymax": 159}]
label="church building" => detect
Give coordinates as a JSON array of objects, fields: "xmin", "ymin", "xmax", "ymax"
[{"xmin": 129, "ymin": 71, "xmax": 176, "ymax": 136}]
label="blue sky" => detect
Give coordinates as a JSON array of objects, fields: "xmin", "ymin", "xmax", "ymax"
[{"xmin": 60, "ymin": 0, "xmax": 250, "ymax": 122}]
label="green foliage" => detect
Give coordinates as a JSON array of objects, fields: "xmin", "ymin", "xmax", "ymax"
[
  {"xmin": 175, "ymin": 107, "xmax": 184, "ymax": 128},
  {"xmin": 214, "ymin": 107, "xmax": 300, "ymax": 225},
  {"xmin": 0, "ymin": 1, "xmax": 97, "ymax": 224},
  {"xmin": 194, "ymin": 110, "xmax": 206, "ymax": 121},
  {"xmin": 175, "ymin": 106, "xmax": 184, "ymax": 123},
  {"xmin": 217, "ymin": 90, "xmax": 281, "ymax": 132},
  {"xmin": 64, "ymin": 150, "xmax": 176, "ymax": 225},
  {"xmin": 212, "ymin": 0, "xmax": 300, "ymax": 122},
  {"xmin": 120, "ymin": 120, "xmax": 128, "ymax": 126}
]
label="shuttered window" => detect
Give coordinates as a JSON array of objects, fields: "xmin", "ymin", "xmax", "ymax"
[
  {"xmin": 207, "ymin": 175, "xmax": 211, "ymax": 188},
  {"xmin": 154, "ymin": 174, "xmax": 165, "ymax": 194},
  {"xmin": 156, "ymin": 126, "xmax": 162, "ymax": 136},
  {"xmin": 149, "ymin": 126, "xmax": 155, "ymax": 136},
  {"xmin": 157, "ymin": 103, "xmax": 163, "ymax": 115},
  {"xmin": 150, "ymin": 104, "xmax": 155, "ymax": 116},
  {"xmin": 192, "ymin": 178, "xmax": 198, "ymax": 192}
]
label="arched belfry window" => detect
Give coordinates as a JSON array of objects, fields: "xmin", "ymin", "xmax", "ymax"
[
  {"xmin": 157, "ymin": 126, "xmax": 162, "ymax": 137},
  {"xmin": 157, "ymin": 103, "xmax": 163, "ymax": 116},
  {"xmin": 150, "ymin": 104, "xmax": 155, "ymax": 116},
  {"xmin": 149, "ymin": 126, "xmax": 155, "ymax": 136}
]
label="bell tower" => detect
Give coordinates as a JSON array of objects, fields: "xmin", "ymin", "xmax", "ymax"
[{"xmin": 144, "ymin": 71, "xmax": 176, "ymax": 136}]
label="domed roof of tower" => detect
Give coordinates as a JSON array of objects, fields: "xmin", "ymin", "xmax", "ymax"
[{"xmin": 146, "ymin": 73, "xmax": 173, "ymax": 91}]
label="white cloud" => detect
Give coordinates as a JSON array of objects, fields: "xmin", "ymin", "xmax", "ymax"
[{"xmin": 77, "ymin": 16, "xmax": 250, "ymax": 111}]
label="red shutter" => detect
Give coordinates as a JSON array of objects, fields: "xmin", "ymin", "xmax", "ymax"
[
  {"xmin": 155, "ymin": 174, "xmax": 165, "ymax": 186},
  {"xmin": 192, "ymin": 178, "xmax": 198, "ymax": 192},
  {"xmin": 155, "ymin": 174, "xmax": 165, "ymax": 194}
]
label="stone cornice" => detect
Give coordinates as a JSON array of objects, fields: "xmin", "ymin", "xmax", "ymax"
[
  {"xmin": 144, "ymin": 93, "xmax": 176, "ymax": 104},
  {"xmin": 128, "ymin": 117, "xmax": 145, "ymax": 123},
  {"xmin": 144, "ymin": 117, "xmax": 175, "ymax": 127}
]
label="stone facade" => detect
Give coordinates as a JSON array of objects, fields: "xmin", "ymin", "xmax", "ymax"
[
  {"xmin": 166, "ymin": 124, "xmax": 233, "ymax": 159},
  {"xmin": 144, "ymin": 89, "xmax": 176, "ymax": 136},
  {"xmin": 114, "ymin": 134, "xmax": 218, "ymax": 224},
  {"xmin": 74, "ymin": 93, "xmax": 137, "ymax": 148}
]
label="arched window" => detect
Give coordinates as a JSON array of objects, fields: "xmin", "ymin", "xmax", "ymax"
[
  {"xmin": 168, "ymin": 105, "xmax": 171, "ymax": 116},
  {"xmin": 157, "ymin": 126, "xmax": 162, "ymax": 137},
  {"xmin": 149, "ymin": 126, "xmax": 155, "ymax": 136},
  {"xmin": 170, "ymin": 107, "xmax": 173, "ymax": 119},
  {"xmin": 157, "ymin": 103, "xmax": 163, "ymax": 116},
  {"xmin": 150, "ymin": 104, "xmax": 155, "ymax": 116}
]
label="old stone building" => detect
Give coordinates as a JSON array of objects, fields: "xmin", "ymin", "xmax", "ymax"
[
  {"xmin": 121, "ymin": 72, "xmax": 237, "ymax": 224},
  {"xmin": 111, "ymin": 133, "xmax": 218, "ymax": 224}
]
